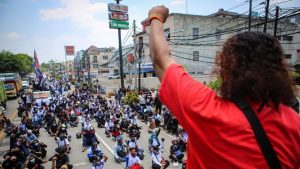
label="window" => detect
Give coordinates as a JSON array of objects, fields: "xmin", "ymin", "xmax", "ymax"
[
  {"xmin": 93, "ymin": 56, "xmax": 97, "ymax": 63},
  {"xmin": 285, "ymin": 54, "xmax": 292, "ymax": 59},
  {"xmin": 193, "ymin": 51, "xmax": 199, "ymax": 61},
  {"xmin": 282, "ymin": 36, "xmax": 293, "ymax": 41},
  {"xmin": 193, "ymin": 28, "xmax": 199, "ymax": 39},
  {"xmin": 216, "ymin": 29, "xmax": 221, "ymax": 40},
  {"xmin": 277, "ymin": 36, "xmax": 281, "ymax": 41},
  {"xmin": 103, "ymin": 55, "xmax": 108, "ymax": 60},
  {"xmin": 164, "ymin": 28, "xmax": 170, "ymax": 41},
  {"xmin": 191, "ymin": 72, "xmax": 195, "ymax": 75}
]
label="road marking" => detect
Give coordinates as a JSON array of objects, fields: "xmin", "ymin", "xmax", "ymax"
[
  {"xmin": 95, "ymin": 133, "xmax": 114, "ymax": 155},
  {"xmin": 160, "ymin": 130, "xmax": 176, "ymax": 140},
  {"xmin": 73, "ymin": 162, "xmax": 86, "ymax": 166},
  {"xmin": 95, "ymin": 133, "xmax": 126, "ymax": 168}
]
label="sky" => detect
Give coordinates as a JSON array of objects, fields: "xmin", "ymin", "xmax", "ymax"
[{"xmin": 0, "ymin": 0, "xmax": 299, "ymax": 63}]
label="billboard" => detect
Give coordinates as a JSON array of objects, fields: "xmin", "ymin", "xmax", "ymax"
[
  {"xmin": 108, "ymin": 3, "xmax": 129, "ymax": 30},
  {"xmin": 65, "ymin": 46, "xmax": 75, "ymax": 55},
  {"xmin": 109, "ymin": 11, "xmax": 129, "ymax": 21},
  {"xmin": 108, "ymin": 3, "xmax": 128, "ymax": 12},
  {"xmin": 127, "ymin": 53, "xmax": 134, "ymax": 63}
]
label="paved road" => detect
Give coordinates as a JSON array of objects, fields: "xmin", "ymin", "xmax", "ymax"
[{"xmin": 0, "ymin": 97, "xmax": 185, "ymax": 168}]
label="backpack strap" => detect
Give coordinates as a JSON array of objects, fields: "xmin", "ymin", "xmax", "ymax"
[{"xmin": 232, "ymin": 98, "xmax": 281, "ymax": 169}]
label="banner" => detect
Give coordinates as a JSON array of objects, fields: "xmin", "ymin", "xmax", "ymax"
[{"xmin": 65, "ymin": 46, "xmax": 75, "ymax": 55}]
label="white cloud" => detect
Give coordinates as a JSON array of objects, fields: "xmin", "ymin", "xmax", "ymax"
[
  {"xmin": 171, "ymin": 0, "xmax": 185, "ymax": 5},
  {"xmin": 4, "ymin": 32, "xmax": 22, "ymax": 39},
  {"xmin": 40, "ymin": 0, "xmax": 106, "ymax": 28},
  {"xmin": 39, "ymin": 0, "xmax": 118, "ymax": 50}
]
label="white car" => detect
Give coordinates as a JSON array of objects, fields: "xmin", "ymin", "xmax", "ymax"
[{"xmin": 108, "ymin": 75, "xmax": 120, "ymax": 79}]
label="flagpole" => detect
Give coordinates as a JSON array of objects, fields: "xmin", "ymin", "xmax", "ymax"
[{"xmin": 65, "ymin": 46, "xmax": 68, "ymax": 80}]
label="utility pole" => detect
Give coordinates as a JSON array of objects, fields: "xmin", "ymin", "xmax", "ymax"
[
  {"xmin": 85, "ymin": 50, "xmax": 91, "ymax": 85},
  {"xmin": 248, "ymin": 0, "xmax": 252, "ymax": 31},
  {"xmin": 138, "ymin": 37, "xmax": 143, "ymax": 94},
  {"xmin": 133, "ymin": 20, "xmax": 137, "ymax": 91},
  {"xmin": 274, "ymin": 6, "xmax": 280, "ymax": 37},
  {"xmin": 116, "ymin": 0, "xmax": 124, "ymax": 91},
  {"xmin": 263, "ymin": 0, "xmax": 270, "ymax": 33}
]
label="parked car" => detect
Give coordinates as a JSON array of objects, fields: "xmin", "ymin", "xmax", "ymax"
[{"xmin": 108, "ymin": 75, "xmax": 121, "ymax": 79}]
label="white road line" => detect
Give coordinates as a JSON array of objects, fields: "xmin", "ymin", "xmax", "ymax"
[
  {"xmin": 160, "ymin": 130, "xmax": 176, "ymax": 140},
  {"xmin": 95, "ymin": 133, "xmax": 126, "ymax": 168},
  {"xmin": 73, "ymin": 162, "xmax": 86, "ymax": 166},
  {"xmin": 95, "ymin": 133, "xmax": 114, "ymax": 155}
]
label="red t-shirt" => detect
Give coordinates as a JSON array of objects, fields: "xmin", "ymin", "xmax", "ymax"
[{"xmin": 159, "ymin": 64, "xmax": 300, "ymax": 169}]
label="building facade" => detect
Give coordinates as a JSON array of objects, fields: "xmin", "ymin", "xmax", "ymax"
[
  {"xmin": 74, "ymin": 46, "xmax": 114, "ymax": 82},
  {"xmin": 135, "ymin": 9, "xmax": 300, "ymax": 83}
]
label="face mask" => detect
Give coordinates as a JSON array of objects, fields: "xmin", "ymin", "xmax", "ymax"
[
  {"xmin": 17, "ymin": 142, "xmax": 21, "ymax": 145},
  {"xmin": 30, "ymin": 159, "xmax": 35, "ymax": 163},
  {"xmin": 34, "ymin": 143, "xmax": 39, "ymax": 146}
]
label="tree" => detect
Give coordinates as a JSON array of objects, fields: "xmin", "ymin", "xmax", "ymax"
[
  {"xmin": 0, "ymin": 50, "xmax": 33, "ymax": 77},
  {"xmin": 207, "ymin": 77, "xmax": 222, "ymax": 93}
]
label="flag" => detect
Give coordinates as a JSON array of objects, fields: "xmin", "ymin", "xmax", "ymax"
[{"xmin": 32, "ymin": 50, "xmax": 44, "ymax": 87}]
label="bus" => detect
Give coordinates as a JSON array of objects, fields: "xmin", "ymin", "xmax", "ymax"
[{"xmin": 0, "ymin": 73, "xmax": 22, "ymax": 98}]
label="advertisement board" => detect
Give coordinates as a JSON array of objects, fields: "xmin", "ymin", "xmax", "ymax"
[
  {"xmin": 108, "ymin": 3, "xmax": 128, "ymax": 12},
  {"xmin": 109, "ymin": 11, "xmax": 129, "ymax": 21},
  {"xmin": 65, "ymin": 46, "xmax": 75, "ymax": 55}
]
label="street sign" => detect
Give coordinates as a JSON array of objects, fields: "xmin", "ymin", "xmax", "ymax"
[
  {"xmin": 110, "ymin": 20, "xmax": 129, "ymax": 29},
  {"xmin": 109, "ymin": 11, "xmax": 128, "ymax": 21},
  {"xmin": 108, "ymin": 3, "xmax": 128, "ymax": 12}
]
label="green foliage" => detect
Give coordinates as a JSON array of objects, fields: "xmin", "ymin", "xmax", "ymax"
[
  {"xmin": 289, "ymin": 71, "xmax": 300, "ymax": 85},
  {"xmin": 207, "ymin": 77, "xmax": 222, "ymax": 92},
  {"xmin": 0, "ymin": 50, "xmax": 33, "ymax": 77},
  {"xmin": 124, "ymin": 91, "xmax": 139, "ymax": 106}
]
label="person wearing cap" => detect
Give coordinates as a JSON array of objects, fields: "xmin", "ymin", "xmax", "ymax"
[
  {"xmin": 87, "ymin": 142, "xmax": 103, "ymax": 162},
  {"xmin": 56, "ymin": 133, "xmax": 71, "ymax": 153},
  {"xmin": 148, "ymin": 5, "xmax": 300, "ymax": 169},
  {"xmin": 114, "ymin": 138, "xmax": 127, "ymax": 163}
]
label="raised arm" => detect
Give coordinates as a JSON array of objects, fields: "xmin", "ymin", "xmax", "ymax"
[{"xmin": 148, "ymin": 6, "xmax": 176, "ymax": 81}]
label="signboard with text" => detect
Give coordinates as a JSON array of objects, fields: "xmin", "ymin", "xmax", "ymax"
[
  {"xmin": 109, "ymin": 11, "xmax": 129, "ymax": 21},
  {"xmin": 108, "ymin": 3, "xmax": 129, "ymax": 30},
  {"xmin": 108, "ymin": 3, "xmax": 128, "ymax": 13},
  {"xmin": 110, "ymin": 20, "xmax": 129, "ymax": 29}
]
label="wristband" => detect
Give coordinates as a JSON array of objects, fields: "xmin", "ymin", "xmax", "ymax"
[{"xmin": 149, "ymin": 16, "xmax": 163, "ymax": 24}]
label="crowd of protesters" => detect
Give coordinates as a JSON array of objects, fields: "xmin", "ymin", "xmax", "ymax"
[{"xmin": 0, "ymin": 77, "xmax": 188, "ymax": 169}]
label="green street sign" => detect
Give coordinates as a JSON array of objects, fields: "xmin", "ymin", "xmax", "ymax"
[{"xmin": 109, "ymin": 20, "xmax": 129, "ymax": 30}]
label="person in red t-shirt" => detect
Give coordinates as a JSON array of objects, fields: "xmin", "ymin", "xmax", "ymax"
[{"xmin": 148, "ymin": 6, "xmax": 300, "ymax": 169}]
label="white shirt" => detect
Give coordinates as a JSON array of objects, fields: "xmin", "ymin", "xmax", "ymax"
[
  {"xmin": 127, "ymin": 154, "xmax": 142, "ymax": 167},
  {"xmin": 56, "ymin": 138, "xmax": 69, "ymax": 147},
  {"xmin": 91, "ymin": 159, "xmax": 105, "ymax": 169},
  {"xmin": 151, "ymin": 151, "xmax": 162, "ymax": 166}
]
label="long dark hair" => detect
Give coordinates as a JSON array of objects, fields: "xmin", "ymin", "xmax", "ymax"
[{"xmin": 215, "ymin": 31, "xmax": 294, "ymax": 110}]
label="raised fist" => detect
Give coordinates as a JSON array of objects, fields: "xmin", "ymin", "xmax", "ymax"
[{"xmin": 148, "ymin": 6, "xmax": 169, "ymax": 23}]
